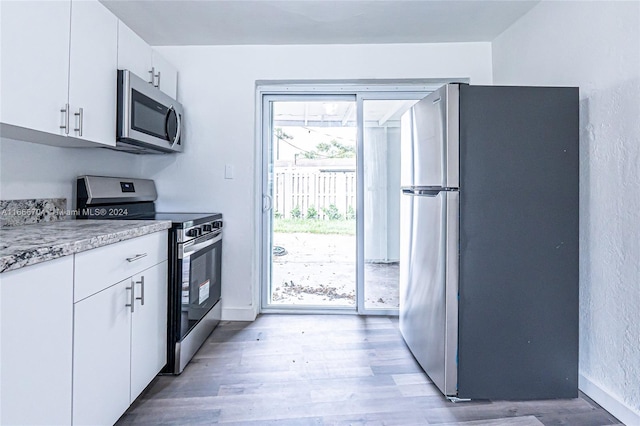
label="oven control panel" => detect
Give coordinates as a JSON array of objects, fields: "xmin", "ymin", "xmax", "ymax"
[{"xmin": 181, "ymin": 219, "xmax": 223, "ymax": 243}]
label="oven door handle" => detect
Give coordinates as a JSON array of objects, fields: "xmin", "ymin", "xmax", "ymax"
[{"xmin": 179, "ymin": 232, "xmax": 222, "ymax": 259}]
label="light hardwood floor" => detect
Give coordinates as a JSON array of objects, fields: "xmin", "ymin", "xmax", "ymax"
[{"xmin": 117, "ymin": 314, "xmax": 621, "ymax": 425}]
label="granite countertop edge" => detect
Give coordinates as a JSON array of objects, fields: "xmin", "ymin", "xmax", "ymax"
[{"xmin": 0, "ymin": 220, "xmax": 172, "ymax": 273}]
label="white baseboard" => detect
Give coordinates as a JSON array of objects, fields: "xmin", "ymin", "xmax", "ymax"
[
  {"xmin": 221, "ymin": 306, "xmax": 258, "ymax": 321},
  {"xmin": 579, "ymin": 373, "xmax": 640, "ymax": 426}
]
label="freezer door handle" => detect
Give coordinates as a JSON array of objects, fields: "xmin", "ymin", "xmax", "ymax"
[{"xmin": 416, "ymin": 190, "xmax": 441, "ymax": 196}]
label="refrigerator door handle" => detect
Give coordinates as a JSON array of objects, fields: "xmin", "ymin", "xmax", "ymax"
[
  {"xmin": 402, "ymin": 189, "xmax": 443, "ymax": 196},
  {"xmin": 416, "ymin": 190, "xmax": 441, "ymax": 196}
]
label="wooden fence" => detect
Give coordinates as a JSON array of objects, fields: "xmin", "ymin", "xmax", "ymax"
[{"xmin": 274, "ymin": 168, "xmax": 356, "ymax": 220}]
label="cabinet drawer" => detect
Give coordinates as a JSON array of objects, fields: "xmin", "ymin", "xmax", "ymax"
[{"xmin": 75, "ymin": 231, "xmax": 167, "ymax": 302}]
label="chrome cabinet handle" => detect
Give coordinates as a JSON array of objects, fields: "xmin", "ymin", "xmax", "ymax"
[
  {"xmin": 135, "ymin": 276, "xmax": 145, "ymax": 306},
  {"xmin": 126, "ymin": 253, "xmax": 147, "ymax": 262},
  {"xmin": 149, "ymin": 67, "xmax": 161, "ymax": 87},
  {"xmin": 74, "ymin": 107, "xmax": 83, "ymax": 136},
  {"xmin": 126, "ymin": 282, "xmax": 135, "ymax": 313},
  {"xmin": 60, "ymin": 104, "xmax": 69, "ymax": 134}
]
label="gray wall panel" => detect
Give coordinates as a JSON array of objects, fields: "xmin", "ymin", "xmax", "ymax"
[{"xmin": 457, "ymin": 85, "xmax": 579, "ymax": 399}]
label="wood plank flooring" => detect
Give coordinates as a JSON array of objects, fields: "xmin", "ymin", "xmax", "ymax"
[{"xmin": 117, "ymin": 314, "xmax": 621, "ymax": 425}]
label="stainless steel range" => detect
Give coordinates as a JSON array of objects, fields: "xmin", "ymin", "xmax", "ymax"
[{"xmin": 76, "ymin": 175, "xmax": 222, "ymax": 374}]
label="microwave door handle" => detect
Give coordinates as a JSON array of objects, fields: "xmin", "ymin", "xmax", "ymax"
[
  {"xmin": 173, "ymin": 111, "xmax": 181, "ymax": 147},
  {"xmin": 166, "ymin": 105, "xmax": 181, "ymax": 148}
]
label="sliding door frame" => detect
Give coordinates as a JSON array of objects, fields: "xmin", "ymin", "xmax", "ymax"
[{"xmin": 256, "ymin": 81, "xmax": 462, "ymax": 315}]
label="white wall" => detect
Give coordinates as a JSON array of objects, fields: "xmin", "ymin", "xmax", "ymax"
[
  {"xmin": 0, "ymin": 138, "xmax": 142, "ymax": 205},
  {"xmin": 493, "ymin": 2, "xmax": 640, "ymax": 424},
  {"xmin": 146, "ymin": 43, "xmax": 493, "ymax": 320}
]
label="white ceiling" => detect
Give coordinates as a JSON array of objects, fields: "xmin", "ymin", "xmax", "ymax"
[{"xmin": 100, "ymin": 0, "xmax": 540, "ymax": 46}]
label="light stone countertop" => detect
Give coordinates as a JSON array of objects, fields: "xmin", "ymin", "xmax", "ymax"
[{"xmin": 0, "ymin": 219, "xmax": 172, "ymax": 273}]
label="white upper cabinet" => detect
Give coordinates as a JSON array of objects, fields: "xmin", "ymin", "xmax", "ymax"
[
  {"xmin": 0, "ymin": 1, "xmax": 71, "ymax": 136},
  {"xmin": 0, "ymin": 0, "xmax": 179, "ymax": 149},
  {"xmin": 117, "ymin": 21, "xmax": 153, "ymax": 82},
  {"xmin": 151, "ymin": 50, "xmax": 178, "ymax": 99},
  {"xmin": 68, "ymin": 0, "xmax": 118, "ymax": 146},
  {"xmin": 118, "ymin": 21, "xmax": 178, "ymax": 99}
]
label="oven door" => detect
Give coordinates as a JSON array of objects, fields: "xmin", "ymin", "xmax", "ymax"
[{"xmin": 178, "ymin": 232, "xmax": 222, "ymax": 340}]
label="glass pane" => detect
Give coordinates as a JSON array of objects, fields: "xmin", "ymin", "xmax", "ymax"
[
  {"xmin": 131, "ymin": 90, "xmax": 167, "ymax": 138},
  {"xmin": 363, "ymin": 100, "xmax": 419, "ymax": 310},
  {"xmin": 269, "ymin": 100, "xmax": 357, "ymax": 308}
]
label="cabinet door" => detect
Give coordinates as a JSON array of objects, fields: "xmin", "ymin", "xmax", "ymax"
[
  {"xmin": 73, "ymin": 279, "xmax": 131, "ymax": 426},
  {"xmin": 0, "ymin": 257, "xmax": 74, "ymax": 426},
  {"xmin": 130, "ymin": 261, "xmax": 169, "ymax": 402},
  {"xmin": 152, "ymin": 50, "xmax": 178, "ymax": 99},
  {"xmin": 0, "ymin": 0, "xmax": 70, "ymax": 135},
  {"xmin": 117, "ymin": 20, "xmax": 153, "ymax": 82},
  {"xmin": 68, "ymin": 0, "xmax": 118, "ymax": 146}
]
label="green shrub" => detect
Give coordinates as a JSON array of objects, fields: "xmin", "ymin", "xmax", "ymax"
[
  {"xmin": 274, "ymin": 210, "xmax": 282, "ymax": 219},
  {"xmin": 306, "ymin": 205, "xmax": 318, "ymax": 219},
  {"xmin": 290, "ymin": 205, "xmax": 301, "ymax": 219},
  {"xmin": 322, "ymin": 204, "xmax": 342, "ymax": 220},
  {"xmin": 346, "ymin": 206, "xmax": 356, "ymax": 220}
]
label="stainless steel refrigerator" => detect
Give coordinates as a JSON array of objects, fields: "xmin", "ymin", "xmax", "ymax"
[{"xmin": 399, "ymin": 83, "xmax": 579, "ymax": 400}]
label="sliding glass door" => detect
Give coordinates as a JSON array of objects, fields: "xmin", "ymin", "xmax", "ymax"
[
  {"xmin": 358, "ymin": 98, "xmax": 421, "ymax": 313},
  {"xmin": 262, "ymin": 95, "xmax": 358, "ymax": 310}
]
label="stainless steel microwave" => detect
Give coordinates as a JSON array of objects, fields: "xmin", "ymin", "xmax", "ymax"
[{"xmin": 115, "ymin": 69, "xmax": 184, "ymax": 154}]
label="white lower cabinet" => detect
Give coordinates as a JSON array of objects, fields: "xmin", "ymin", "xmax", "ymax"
[
  {"xmin": 130, "ymin": 262, "xmax": 169, "ymax": 402},
  {"xmin": 0, "ymin": 256, "xmax": 74, "ymax": 426},
  {"xmin": 72, "ymin": 278, "xmax": 132, "ymax": 426},
  {"xmin": 73, "ymin": 260, "xmax": 168, "ymax": 426},
  {"xmin": 0, "ymin": 231, "xmax": 168, "ymax": 426}
]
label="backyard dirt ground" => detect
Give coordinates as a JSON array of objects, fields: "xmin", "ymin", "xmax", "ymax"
[{"xmin": 271, "ymin": 233, "xmax": 399, "ymax": 309}]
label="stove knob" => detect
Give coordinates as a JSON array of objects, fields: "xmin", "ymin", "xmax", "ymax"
[
  {"xmin": 186, "ymin": 228, "xmax": 200, "ymax": 237},
  {"xmin": 212, "ymin": 221, "xmax": 223, "ymax": 229},
  {"xmin": 202, "ymin": 224, "xmax": 213, "ymax": 232}
]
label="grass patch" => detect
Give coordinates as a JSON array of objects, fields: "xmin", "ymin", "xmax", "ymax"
[{"xmin": 274, "ymin": 218, "xmax": 355, "ymax": 235}]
